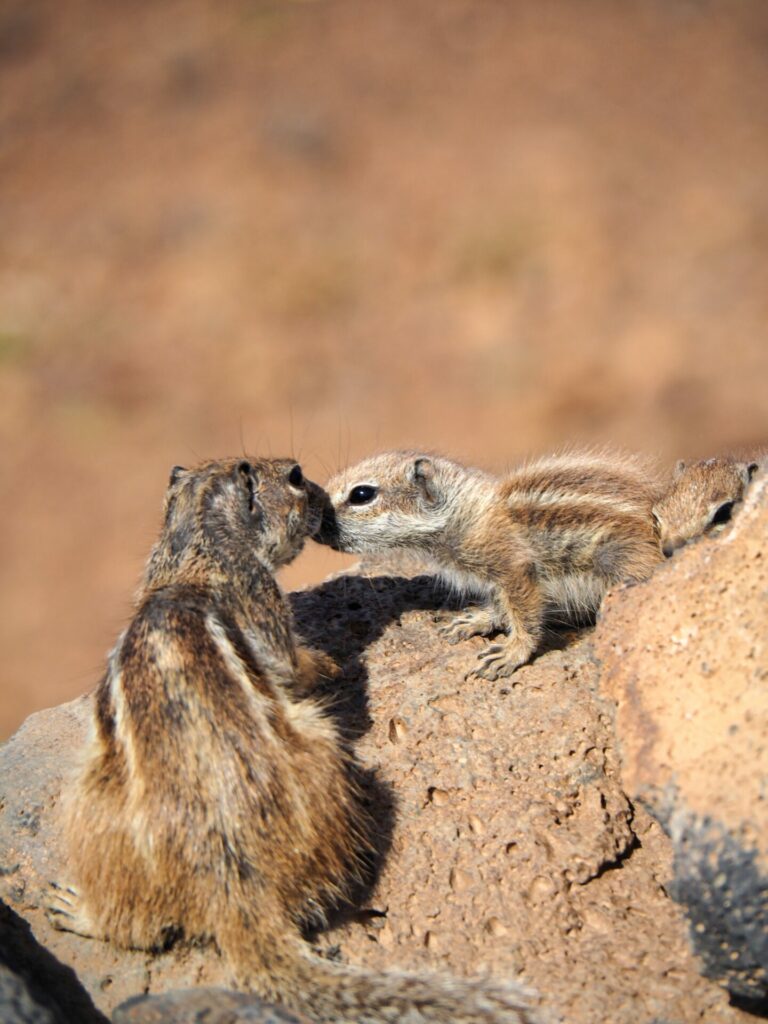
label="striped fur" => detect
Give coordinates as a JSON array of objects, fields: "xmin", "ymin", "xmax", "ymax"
[
  {"xmin": 47, "ymin": 457, "xmax": 537, "ymax": 1024},
  {"xmin": 319, "ymin": 448, "xmax": 664, "ymax": 679}
]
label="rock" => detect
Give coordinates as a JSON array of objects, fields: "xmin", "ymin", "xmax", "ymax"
[
  {"xmin": 290, "ymin": 574, "xmax": 743, "ymax": 1024},
  {"xmin": 0, "ymin": 897, "xmax": 105, "ymax": 1023},
  {"xmin": 0, "ymin": 560, "xmax": 756, "ymax": 1023},
  {"xmin": 113, "ymin": 988, "xmax": 312, "ymax": 1023},
  {"xmin": 596, "ymin": 472, "xmax": 768, "ymax": 1009},
  {"xmin": 0, "ymin": 963, "xmax": 55, "ymax": 1024}
]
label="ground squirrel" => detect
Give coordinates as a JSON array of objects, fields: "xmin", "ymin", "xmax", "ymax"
[
  {"xmin": 46, "ymin": 456, "xmax": 537, "ymax": 1024},
  {"xmin": 317, "ymin": 448, "xmax": 663, "ymax": 680},
  {"xmin": 652, "ymin": 456, "xmax": 759, "ymax": 556}
]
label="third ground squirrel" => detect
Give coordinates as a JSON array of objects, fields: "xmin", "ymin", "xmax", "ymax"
[
  {"xmin": 652, "ymin": 455, "xmax": 759, "ymax": 556},
  {"xmin": 47, "ymin": 456, "xmax": 537, "ymax": 1024},
  {"xmin": 317, "ymin": 448, "xmax": 664, "ymax": 679}
]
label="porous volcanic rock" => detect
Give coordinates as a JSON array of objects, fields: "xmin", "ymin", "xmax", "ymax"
[
  {"xmin": 596, "ymin": 472, "xmax": 768, "ymax": 1010},
  {"xmin": 292, "ymin": 573, "xmax": 747, "ymax": 1024},
  {"xmin": 0, "ymin": 558, "xmax": 760, "ymax": 1022}
]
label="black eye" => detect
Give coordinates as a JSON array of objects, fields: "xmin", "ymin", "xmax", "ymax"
[
  {"xmin": 711, "ymin": 501, "xmax": 734, "ymax": 527},
  {"xmin": 288, "ymin": 465, "xmax": 304, "ymax": 488},
  {"xmin": 348, "ymin": 485, "xmax": 378, "ymax": 506}
]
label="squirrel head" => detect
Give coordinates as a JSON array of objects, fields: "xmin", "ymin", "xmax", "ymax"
[
  {"xmin": 148, "ymin": 457, "xmax": 326, "ymax": 583},
  {"xmin": 316, "ymin": 451, "xmax": 482, "ymax": 554},
  {"xmin": 653, "ymin": 457, "xmax": 759, "ymax": 557}
]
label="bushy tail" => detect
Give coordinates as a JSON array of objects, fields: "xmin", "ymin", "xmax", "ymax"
[
  {"xmin": 289, "ymin": 951, "xmax": 540, "ymax": 1024},
  {"xmin": 218, "ymin": 921, "xmax": 539, "ymax": 1024}
]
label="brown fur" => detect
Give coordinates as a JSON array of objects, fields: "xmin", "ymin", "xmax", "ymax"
[
  {"xmin": 653, "ymin": 456, "xmax": 760, "ymax": 556},
  {"xmin": 47, "ymin": 457, "xmax": 537, "ymax": 1024},
  {"xmin": 318, "ymin": 448, "xmax": 664, "ymax": 679}
]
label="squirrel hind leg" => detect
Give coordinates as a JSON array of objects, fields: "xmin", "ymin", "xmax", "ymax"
[
  {"xmin": 214, "ymin": 899, "xmax": 310, "ymax": 1001},
  {"xmin": 45, "ymin": 878, "xmax": 188, "ymax": 952}
]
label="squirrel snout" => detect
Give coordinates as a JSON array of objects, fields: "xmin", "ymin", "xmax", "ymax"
[
  {"xmin": 303, "ymin": 481, "xmax": 331, "ymax": 537},
  {"xmin": 314, "ymin": 499, "xmax": 341, "ymax": 548}
]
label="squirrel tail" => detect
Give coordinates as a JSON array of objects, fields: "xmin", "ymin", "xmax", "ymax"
[
  {"xmin": 291, "ymin": 952, "xmax": 539, "ymax": 1024},
  {"xmin": 219, "ymin": 922, "xmax": 539, "ymax": 1024}
]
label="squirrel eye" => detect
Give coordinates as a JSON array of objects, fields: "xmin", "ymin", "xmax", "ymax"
[
  {"xmin": 349, "ymin": 485, "xmax": 377, "ymax": 506},
  {"xmin": 711, "ymin": 501, "xmax": 734, "ymax": 527},
  {"xmin": 288, "ymin": 465, "xmax": 304, "ymax": 488}
]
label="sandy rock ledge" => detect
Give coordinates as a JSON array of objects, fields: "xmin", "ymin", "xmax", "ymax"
[{"xmin": 1, "ymin": 487, "xmax": 766, "ymax": 1023}]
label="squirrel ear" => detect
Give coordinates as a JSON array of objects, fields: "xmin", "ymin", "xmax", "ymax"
[
  {"xmin": 236, "ymin": 461, "xmax": 258, "ymax": 510},
  {"xmin": 168, "ymin": 465, "xmax": 187, "ymax": 486},
  {"xmin": 747, "ymin": 461, "xmax": 760, "ymax": 482},
  {"xmin": 673, "ymin": 459, "xmax": 686, "ymax": 480},
  {"xmin": 412, "ymin": 456, "xmax": 440, "ymax": 505}
]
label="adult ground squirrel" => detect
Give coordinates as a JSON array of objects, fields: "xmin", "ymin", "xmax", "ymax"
[
  {"xmin": 653, "ymin": 456, "xmax": 759, "ymax": 556},
  {"xmin": 317, "ymin": 449, "xmax": 663, "ymax": 680},
  {"xmin": 46, "ymin": 457, "xmax": 536, "ymax": 1024}
]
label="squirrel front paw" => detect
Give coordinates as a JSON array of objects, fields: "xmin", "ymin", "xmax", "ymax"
[
  {"xmin": 469, "ymin": 635, "xmax": 535, "ymax": 681},
  {"xmin": 294, "ymin": 646, "xmax": 341, "ymax": 691},
  {"xmin": 438, "ymin": 608, "xmax": 501, "ymax": 644}
]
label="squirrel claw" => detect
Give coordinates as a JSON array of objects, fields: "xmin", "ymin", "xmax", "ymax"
[
  {"xmin": 439, "ymin": 609, "xmax": 500, "ymax": 644},
  {"xmin": 469, "ymin": 639, "xmax": 532, "ymax": 681},
  {"xmin": 44, "ymin": 882, "xmax": 96, "ymax": 938}
]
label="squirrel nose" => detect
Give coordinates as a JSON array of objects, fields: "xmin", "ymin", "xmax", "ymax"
[
  {"xmin": 314, "ymin": 499, "xmax": 340, "ymax": 547},
  {"xmin": 662, "ymin": 538, "xmax": 683, "ymax": 558}
]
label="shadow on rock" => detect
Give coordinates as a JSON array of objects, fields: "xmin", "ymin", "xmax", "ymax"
[
  {"xmin": 290, "ymin": 570, "xmax": 583, "ymax": 934},
  {"xmin": 291, "ymin": 570, "xmax": 584, "ymax": 738},
  {"xmin": 291, "ymin": 573, "xmax": 456, "ymax": 736},
  {"xmin": 0, "ymin": 900, "xmax": 107, "ymax": 1024}
]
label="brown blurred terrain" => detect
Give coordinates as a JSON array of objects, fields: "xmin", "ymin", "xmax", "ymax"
[{"xmin": 1, "ymin": 0, "xmax": 767, "ymax": 738}]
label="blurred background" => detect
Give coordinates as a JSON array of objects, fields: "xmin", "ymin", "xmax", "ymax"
[{"xmin": 1, "ymin": 0, "xmax": 767, "ymax": 738}]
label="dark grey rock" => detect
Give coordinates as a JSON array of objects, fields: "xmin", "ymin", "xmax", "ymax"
[
  {"xmin": 0, "ymin": 963, "xmax": 55, "ymax": 1024},
  {"xmin": 663, "ymin": 804, "xmax": 768, "ymax": 1011},
  {"xmin": 112, "ymin": 987, "xmax": 312, "ymax": 1023},
  {"xmin": 0, "ymin": 898, "xmax": 106, "ymax": 1023}
]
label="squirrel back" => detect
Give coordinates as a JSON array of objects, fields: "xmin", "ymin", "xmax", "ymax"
[{"xmin": 50, "ymin": 457, "xmax": 538, "ymax": 1024}]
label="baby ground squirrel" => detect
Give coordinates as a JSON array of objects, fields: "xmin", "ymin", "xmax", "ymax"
[
  {"xmin": 317, "ymin": 448, "xmax": 663, "ymax": 679},
  {"xmin": 652, "ymin": 456, "xmax": 759, "ymax": 556},
  {"xmin": 46, "ymin": 457, "xmax": 536, "ymax": 1024}
]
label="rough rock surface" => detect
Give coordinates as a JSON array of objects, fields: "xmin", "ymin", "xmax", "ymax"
[
  {"xmin": 596, "ymin": 472, "xmax": 768, "ymax": 1010},
  {"xmin": 292, "ymin": 576, "xmax": 748, "ymax": 1024},
  {"xmin": 1, "ymin": 498, "xmax": 766, "ymax": 1022}
]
